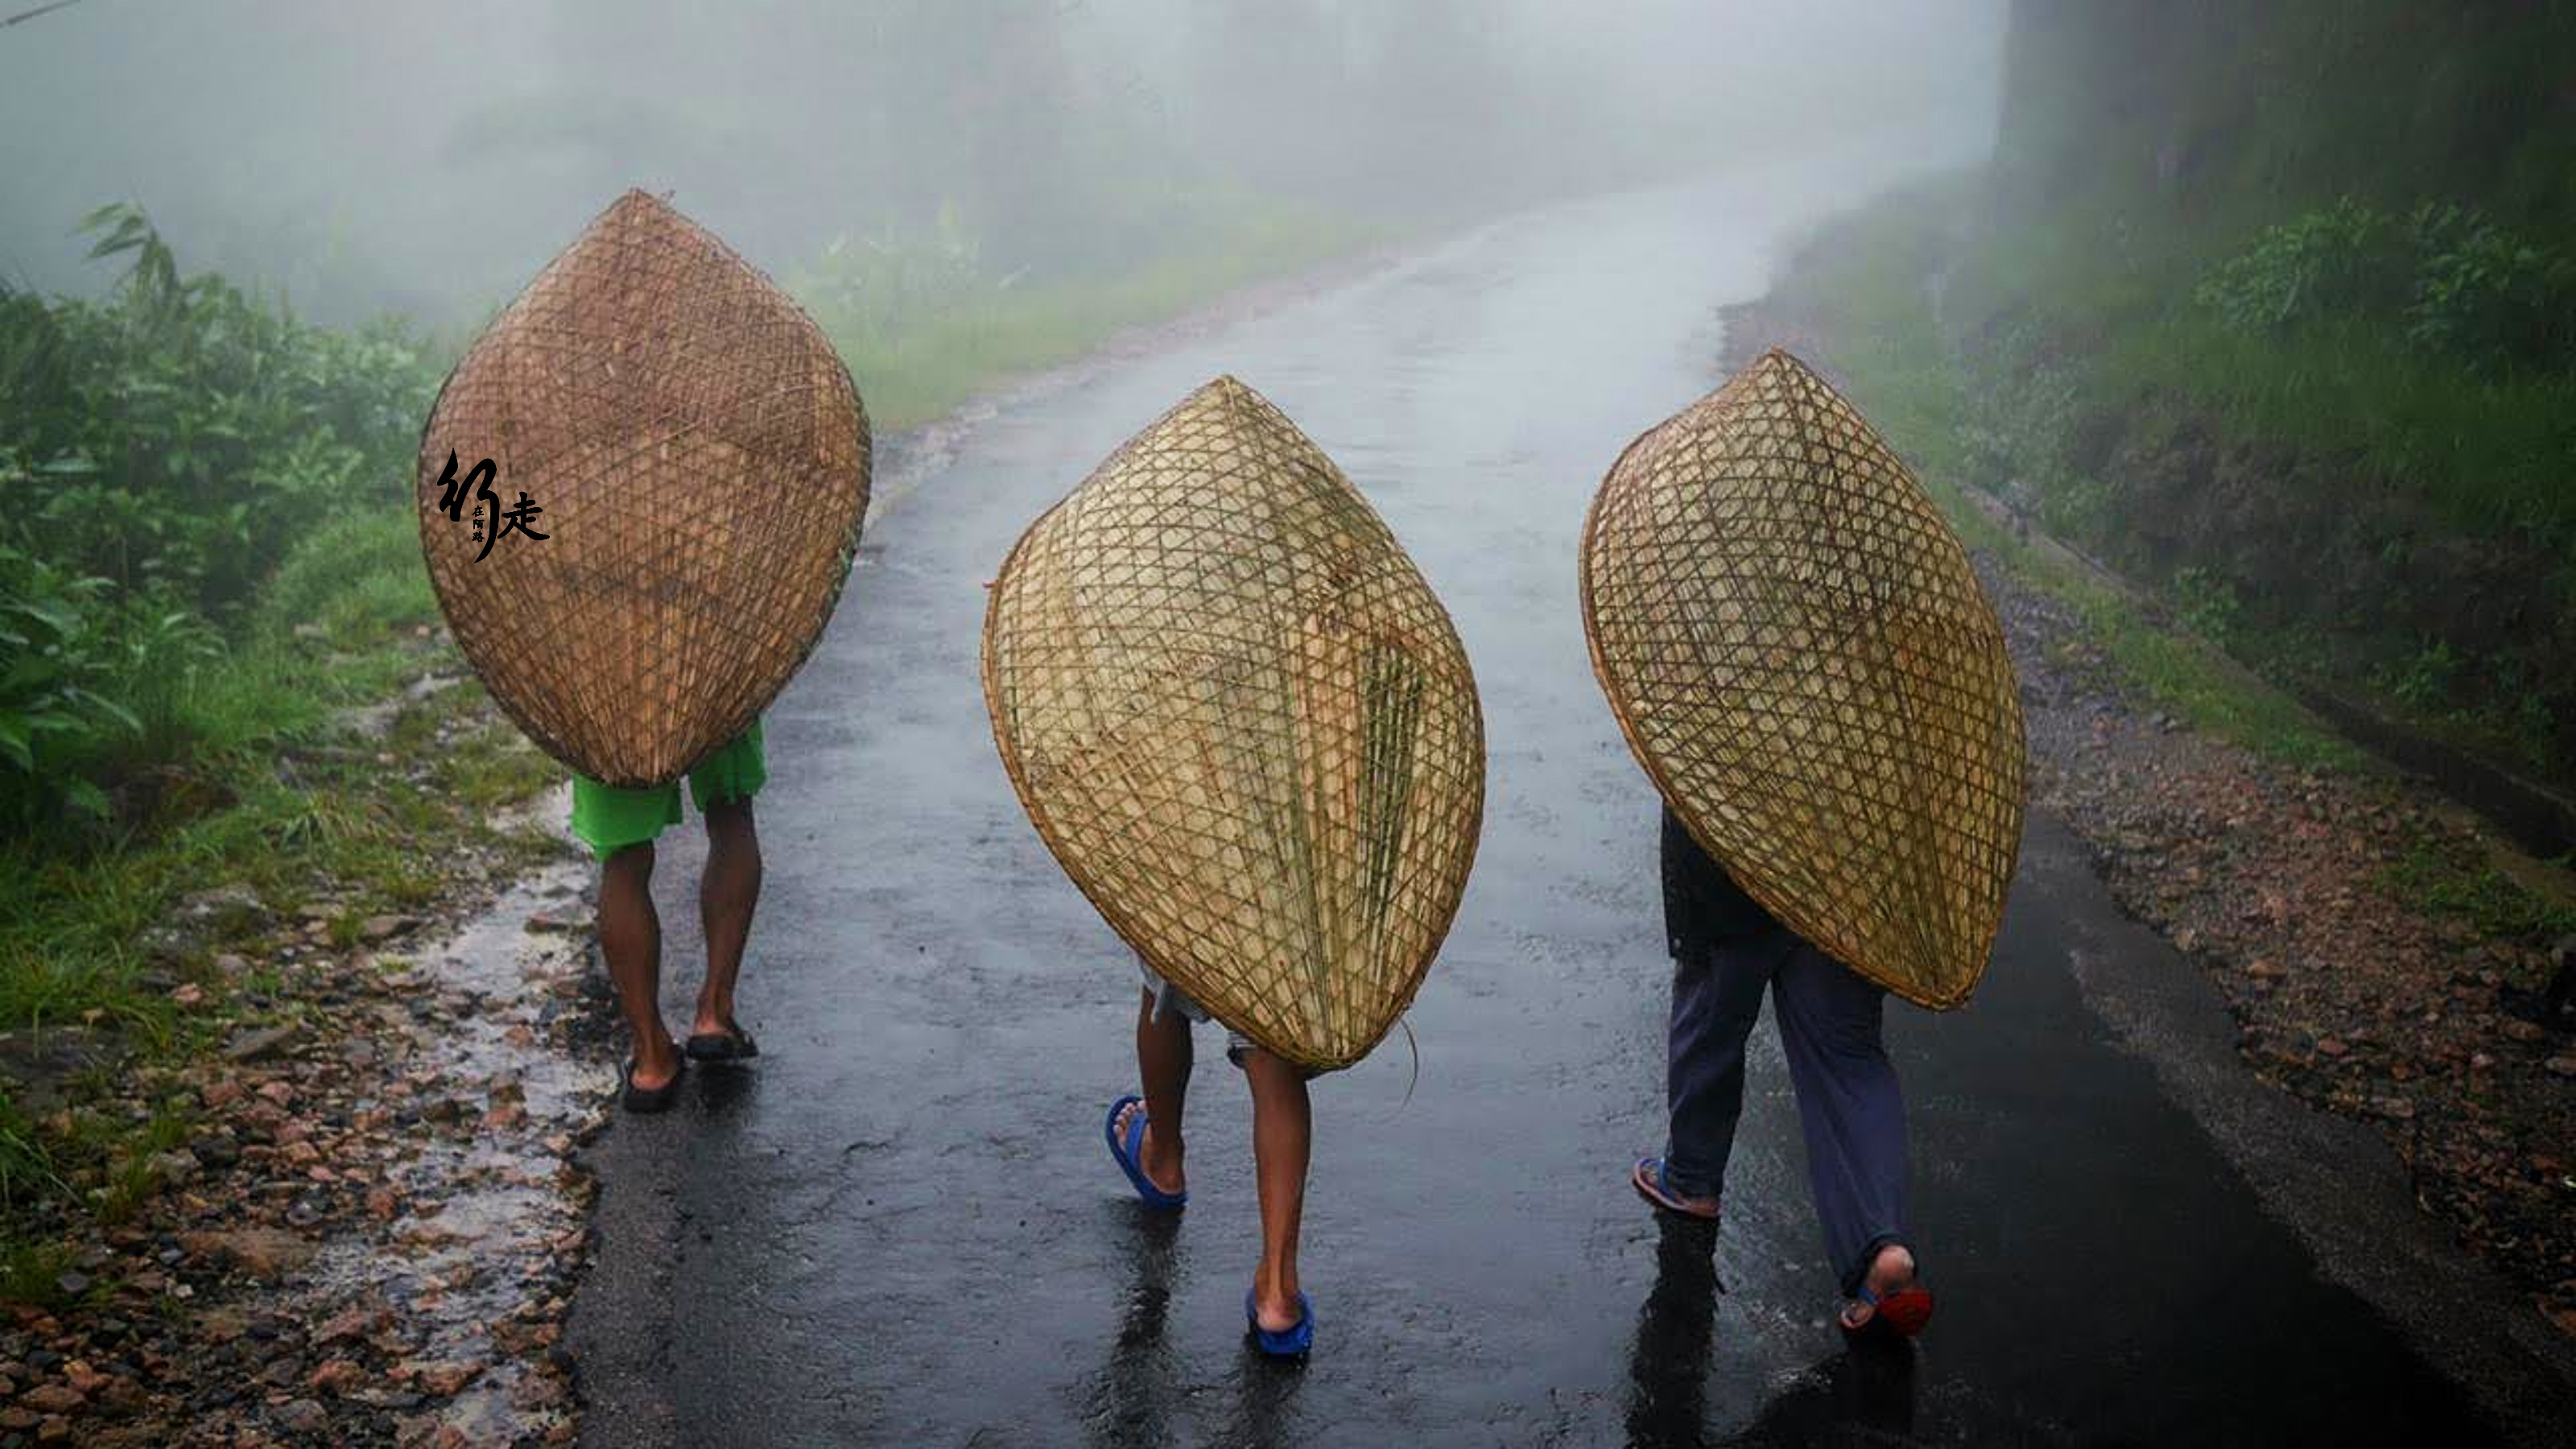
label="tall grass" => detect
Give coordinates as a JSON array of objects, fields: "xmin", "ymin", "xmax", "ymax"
[
  {"xmin": 1905, "ymin": 162, "xmax": 2576, "ymax": 780},
  {"xmin": 2107, "ymin": 316, "xmax": 2576, "ymax": 555}
]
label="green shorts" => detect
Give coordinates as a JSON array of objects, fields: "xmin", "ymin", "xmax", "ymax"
[{"xmin": 569, "ymin": 720, "xmax": 766, "ymax": 859}]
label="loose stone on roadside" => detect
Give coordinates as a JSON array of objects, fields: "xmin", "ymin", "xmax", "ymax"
[
  {"xmin": 360, "ymin": 913, "xmax": 422, "ymax": 943},
  {"xmin": 180, "ymin": 1227, "xmax": 316, "ymax": 1282},
  {"xmin": 19, "ymin": 1384, "xmax": 82, "ymax": 1414},
  {"xmin": 10, "ymin": 755, "xmax": 625, "ymax": 1443},
  {"xmin": 221, "ymin": 1022, "xmax": 302, "ymax": 1063},
  {"xmin": 522, "ymin": 906, "xmax": 581, "ymax": 934}
]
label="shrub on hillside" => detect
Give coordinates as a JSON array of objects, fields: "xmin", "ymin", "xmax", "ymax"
[
  {"xmin": 0, "ymin": 543, "xmax": 140, "ymax": 825},
  {"xmin": 0, "ymin": 208, "xmax": 435, "ymax": 831},
  {"xmin": 2197, "ymin": 198, "xmax": 2573, "ymax": 372},
  {"xmin": 3, "ymin": 206, "xmax": 432, "ymax": 614},
  {"xmin": 2193, "ymin": 198, "xmax": 2406, "ymax": 332},
  {"xmin": 2405, "ymin": 204, "xmax": 2576, "ymax": 370}
]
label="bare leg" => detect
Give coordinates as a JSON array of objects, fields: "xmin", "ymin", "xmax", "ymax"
[
  {"xmin": 1242, "ymin": 1048, "xmax": 1311, "ymax": 1331},
  {"xmin": 598, "ymin": 843, "xmax": 676, "ymax": 1088},
  {"xmin": 1117, "ymin": 988, "xmax": 1192, "ymax": 1197},
  {"xmin": 693, "ymin": 799, "xmax": 762, "ymax": 1037}
]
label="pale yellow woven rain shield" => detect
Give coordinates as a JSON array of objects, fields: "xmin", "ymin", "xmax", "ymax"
[
  {"xmin": 416, "ymin": 190, "xmax": 870, "ymax": 787},
  {"xmin": 1580, "ymin": 349, "xmax": 2025, "ymax": 1009},
  {"xmin": 983, "ymin": 377, "xmax": 1485, "ymax": 1072}
]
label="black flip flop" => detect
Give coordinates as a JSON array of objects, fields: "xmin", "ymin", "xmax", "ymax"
[
  {"xmin": 620, "ymin": 1052, "xmax": 685, "ymax": 1113},
  {"xmin": 683, "ymin": 1019, "xmax": 759, "ymax": 1063}
]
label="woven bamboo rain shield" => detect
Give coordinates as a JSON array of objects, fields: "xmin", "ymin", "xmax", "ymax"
[
  {"xmin": 416, "ymin": 190, "xmax": 869, "ymax": 787},
  {"xmin": 1580, "ymin": 349, "xmax": 2026, "ymax": 1009},
  {"xmin": 983, "ymin": 377, "xmax": 1485, "ymax": 1072}
]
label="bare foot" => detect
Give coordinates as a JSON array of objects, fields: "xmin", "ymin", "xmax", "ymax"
[
  {"xmin": 1113, "ymin": 1098, "xmax": 1184, "ymax": 1197},
  {"xmin": 690, "ymin": 1001, "xmax": 733, "ymax": 1040},
  {"xmin": 1252, "ymin": 1263, "xmax": 1304, "ymax": 1333},
  {"xmin": 1839, "ymin": 1243, "xmax": 1919, "ymax": 1330},
  {"xmin": 629, "ymin": 1037, "xmax": 682, "ymax": 1092}
]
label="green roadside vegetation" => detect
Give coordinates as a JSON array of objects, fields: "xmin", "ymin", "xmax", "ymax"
[
  {"xmin": 1948, "ymin": 3, "xmax": 2576, "ymax": 791},
  {"xmin": 0, "ymin": 205, "xmax": 598, "ymax": 1273},
  {"xmin": 0, "ymin": 193, "xmax": 1376, "ymax": 1274},
  {"xmin": 1759, "ymin": 171, "xmax": 2576, "ymax": 955},
  {"xmin": 1753, "ymin": 179, "xmax": 2366, "ymax": 772},
  {"xmin": 1745, "ymin": 3, "xmax": 2576, "ymax": 960}
]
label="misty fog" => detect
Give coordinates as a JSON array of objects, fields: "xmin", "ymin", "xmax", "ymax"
[{"xmin": 0, "ymin": 0, "xmax": 2005, "ymax": 326}]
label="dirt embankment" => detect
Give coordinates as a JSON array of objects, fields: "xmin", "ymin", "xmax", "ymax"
[
  {"xmin": 0, "ymin": 688, "xmax": 607, "ymax": 1449},
  {"xmin": 2003, "ymin": 372, "xmax": 2576, "ymax": 820},
  {"xmin": 1716, "ymin": 308, "xmax": 2576, "ymax": 1340}
]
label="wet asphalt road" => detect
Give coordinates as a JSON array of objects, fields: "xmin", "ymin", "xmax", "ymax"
[{"xmin": 563, "ymin": 162, "xmax": 2566, "ymax": 1446}]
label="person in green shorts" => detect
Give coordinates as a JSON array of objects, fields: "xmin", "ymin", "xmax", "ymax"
[{"xmin": 571, "ymin": 720, "xmax": 768, "ymax": 1113}]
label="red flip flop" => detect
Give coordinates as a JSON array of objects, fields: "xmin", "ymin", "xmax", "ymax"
[{"xmin": 1839, "ymin": 1280, "xmax": 1934, "ymax": 1340}]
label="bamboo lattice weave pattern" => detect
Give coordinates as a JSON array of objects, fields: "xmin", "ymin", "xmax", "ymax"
[
  {"xmin": 984, "ymin": 377, "xmax": 1485, "ymax": 1072},
  {"xmin": 1580, "ymin": 349, "xmax": 2025, "ymax": 1009},
  {"xmin": 416, "ymin": 190, "xmax": 870, "ymax": 788}
]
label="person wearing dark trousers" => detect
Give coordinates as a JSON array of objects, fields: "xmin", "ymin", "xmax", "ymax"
[{"xmin": 1630, "ymin": 805, "xmax": 1934, "ymax": 1339}]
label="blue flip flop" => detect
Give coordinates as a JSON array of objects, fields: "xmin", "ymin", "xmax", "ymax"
[
  {"xmin": 1631, "ymin": 1156, "xmax": 1720, "ymax": 1221},
  {"xmin": 1104, "ymin": 1095, "xmax": 1187, "ymax": 1210},
  {"xmin": 1246, "ymin": 1289, "xmax": 1315, "ymax": 1358}
]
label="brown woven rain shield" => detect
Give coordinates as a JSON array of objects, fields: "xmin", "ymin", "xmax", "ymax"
[
  {"xmin": 415, "ymin": 190, "xmax": 870, "ymax": 787},
  {"xmin": 983, "ymin": 377, "xmax": 1485, "ymax": 1073},
  {"xmin": 1580, "ymin": 349, "xmax": 2026, "ymax": 1009}
]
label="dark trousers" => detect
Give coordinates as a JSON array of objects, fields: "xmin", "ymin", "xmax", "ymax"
[{"xmin": 1663, "ymin": 923, "xmax": 1912, "ymax": 1294}]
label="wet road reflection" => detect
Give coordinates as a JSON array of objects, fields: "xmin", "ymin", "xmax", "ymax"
[
  {"xmin": 1080, "ymin": 1212, "xmax": 1184, "ymax": 1447},
  {"xmin": 1717, "ymin": 1347, "xmax": 1917, "ymax": 1449},
  {"xmin": 1624, "ymin": 1216, "xmax": 1724, "ymax": 1447},
  {"xmin": 1622, "ymin": 1215, "xmax": 1919, "ymax": 1449}
]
